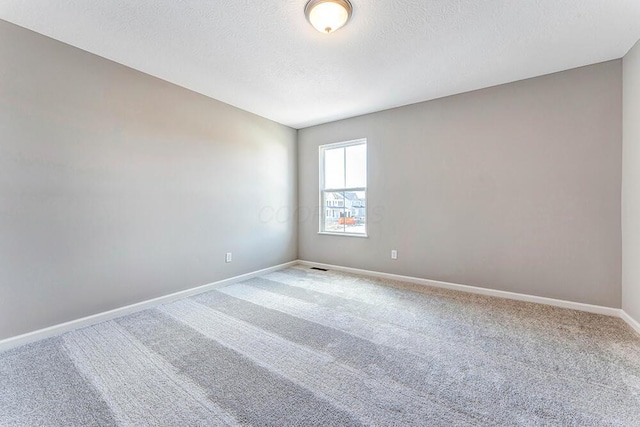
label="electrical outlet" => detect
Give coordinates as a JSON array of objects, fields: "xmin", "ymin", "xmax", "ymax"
[
  {"xmin": 391, "ymin": 250, "xmax": 398, "ymax": 260},
  {"xmin": 225, "ymin": 252, "xmax": 232, "ymax": 263}
]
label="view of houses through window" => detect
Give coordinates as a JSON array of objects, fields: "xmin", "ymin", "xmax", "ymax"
[{"xmin": 319, "ymin": 139, "xmax": 367, "ymax": 235}]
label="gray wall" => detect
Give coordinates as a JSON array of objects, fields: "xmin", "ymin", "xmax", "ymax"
[
  {"xmin": 299, "ymin": 61, "xmax": 622, "ymax": 308},
  {"xmin": 0, "ymin": 20, "xmax": 297, "ymax": 340},
  {"xmin": 623, "ymin": 39, "xmax": 640, "ymax": 324}
]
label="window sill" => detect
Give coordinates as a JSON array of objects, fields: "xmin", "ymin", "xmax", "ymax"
[{"xmin": 318, "ymin": 232, "xmax": 369, "ymax": 238}]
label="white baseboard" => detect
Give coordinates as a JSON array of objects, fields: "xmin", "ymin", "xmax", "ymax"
[
  {"xmin": 296, "ymin": 260, "xmax": 621, "ymax": 317},
  {"xmin": 621, "ymin": 310, "xmax": 640, "ymax": 335},
  {"xmin": 298, "ymin": 260, "xmax": 640, "ymax": 336},
  {"xmin": 3, "ymin": 258, "xmax": 637, "ymax": 352},
  {"xmin": 0, "ymin": 261, "xmax": 297, "ymax": 353}
]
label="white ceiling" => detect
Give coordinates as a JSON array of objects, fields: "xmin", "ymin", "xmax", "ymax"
[{"xmin": 1, "ymin": 1, "xmax": 639, "ymax": 129}]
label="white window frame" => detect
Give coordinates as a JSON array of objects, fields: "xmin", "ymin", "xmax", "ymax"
[{"xmin": 318, "ymin": 138, "xmax": 368, "ymax": 237}]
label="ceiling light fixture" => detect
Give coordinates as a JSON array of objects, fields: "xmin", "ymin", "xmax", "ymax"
[{"xmin": 305, "ymin": 0, "xmax": 353, "ymax": 34}]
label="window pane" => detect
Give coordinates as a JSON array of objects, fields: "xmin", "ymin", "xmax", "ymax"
[
  {"xmin": 344, "ymin": 191, "xmax": 366, "ymax": 234},
  {"xmin": 345, "ymin": 144, "xmax": 366, "ymax": 188},
  {"xmin": 319, "ymin": 140, "xmax": 367, "ymax": 235},
  {"xmin": 322, "ymin": 190, "xmax": 366, "ymax": 234},
  {"xmin": 324, "ymin": 147, "xmax": 345, "ymax": 190},
  {"xmin": 322, "ymin": 191, "xmax": 345, "ymax": 233}
]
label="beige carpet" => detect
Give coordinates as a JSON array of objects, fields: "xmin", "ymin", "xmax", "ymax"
[{"xmin": 1, "ymin": 265, "xmax": 639, "ymax": 426}]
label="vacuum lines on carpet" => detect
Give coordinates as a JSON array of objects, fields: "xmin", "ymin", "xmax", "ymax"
[{"xmin": 1, "ymin": 266, "xmax": 639, "ymax": 425}]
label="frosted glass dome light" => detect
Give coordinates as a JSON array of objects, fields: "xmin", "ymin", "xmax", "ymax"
[{"xmin": 305, "ymin": 0, "xmax": 353, "ymax": 34}]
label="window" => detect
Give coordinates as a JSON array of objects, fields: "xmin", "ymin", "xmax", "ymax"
[{"xmin": 319, "ymin": 139, "xmax": 367, "ymax": 236}]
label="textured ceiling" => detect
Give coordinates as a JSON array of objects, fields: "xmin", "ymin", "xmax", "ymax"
[{"xmin": 1, "ymin": 1, "xmax": 639, "ymax": 129}]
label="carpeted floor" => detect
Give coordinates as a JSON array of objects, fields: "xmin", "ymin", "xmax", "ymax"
[{"xmin": 1, "ymin": 266, "xmax": 639, "ymax": 426}]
